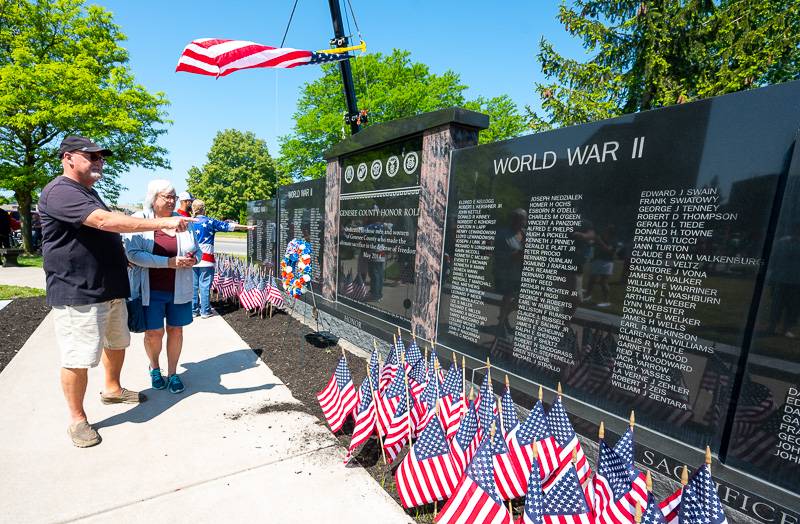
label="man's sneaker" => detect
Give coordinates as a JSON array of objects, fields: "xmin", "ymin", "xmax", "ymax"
[
  {"xmin": 192, "ymin": 311, "xmax": 200, "ymax": 318},
  {"xmin": 167, "ymin": 374, "xmax": 185, "ymax": 394},
  {"xmin": 150, "ymin": 368, "xmax": 166, "ymax": 390},
  {"xmin": 68, "ymin": 420, "xmax": 101, "ymax": 448},
  {"xmin": 200, "ymin": 310, "xmax": 217, "ymax": 319}
]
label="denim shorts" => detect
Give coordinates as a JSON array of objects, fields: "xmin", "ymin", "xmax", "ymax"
[{"xmin": 143, "ymin": 290, "xmax": 193, "ymax": 330}]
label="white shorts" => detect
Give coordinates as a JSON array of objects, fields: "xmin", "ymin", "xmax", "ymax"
[{"xmin": 53, "ymin": 299, "xmax": 131, "ymax": 369}]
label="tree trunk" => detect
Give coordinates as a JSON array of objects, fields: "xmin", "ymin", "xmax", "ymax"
[{"xmin": 13, "ymin": 188, "xmax": 33, "ymax": 254}]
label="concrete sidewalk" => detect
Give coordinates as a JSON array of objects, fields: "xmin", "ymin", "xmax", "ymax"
[
  {"xmin": 0, "ymin": 265, "xmax": 46, "ymax": 289},
  {"xmin": 0, "ymin": 309, "xmax": 411, "ymax": 523}
]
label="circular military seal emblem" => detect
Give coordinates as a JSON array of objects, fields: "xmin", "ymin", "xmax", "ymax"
[
  {"xmin": 356, "ymin": 162, "xmax": 368, "ymax": 181},
  {"xmin": 403, "ymin": 151, "xmax": 419, "ymax": 174},
  {"xmin": 386, "ymin": 155, "xmax": 400, "ymax": 177},
  {"xmin": 370, "ymin": 159, "xmax": 383, "ymax": 179},
  {"xmin": 344, "ymin": 165, "xmax": 354, "ymax": 184}
]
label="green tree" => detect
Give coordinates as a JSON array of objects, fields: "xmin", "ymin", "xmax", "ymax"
[
  {"xmin": 278, "ymin": 49, "xmax": 527, "ymax": 180},
  {"xmin": 187, "ymin": 129, "xmax": 288, "ymax": 223},
  {"xmin": 529, "ymin": 0, "xmax": 800, "ymax": 131},
  {"xmin": 0, "ymin": 0, "xmax": 170, "ymax": 252}
]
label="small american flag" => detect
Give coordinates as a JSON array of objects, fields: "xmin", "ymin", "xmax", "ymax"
[
  {"xmin": 521, "ymin": 455, "xmax": 545, "ymax": 524},
  {"xmin": 238, "ymin": 271, "xmax": 258, "ymax": 310},
  {"xmin": 266, "ymin": 274, "xmax": 286, "ymax": 309},
  {"xmin": 546, "ymin": 397, "xmax": 592, "ymax": 492},
  {"xmin": 677, "ymin": 464, "xmax": 728, "ymax": 524},
  {"xmin": 613, "ymin": 426, "xmax": 635, "ymax": 476},
  {"xmin": 345, "ymin": 375, "xmax": 377, "ymax": 463},
  {"xmin": 441, "ymin": 361, "xmax": 464, "ymax": 439},
  {"xmin": 377, "ymin": 355, "xmax": 404, "ymax": 435},
  {"xmin": 396, "ymin": 416, "xmax": 459, "ymax": 508},
  {"xmin": 176, "ymin": 38, "xmax": 350, "ymax": 77},
  {"xmin": 642, "ymin": 492, "xmax": 667, "ymax": 524},
  {"xmin": 491, "ymin": 415, "xmax": 527, "ymax": 501},
  {"xmin": 435, "ymin": 435, "xmax": 512, "ymax": 524},
  {"xmin": 500, "ymin": 385, "xmax": 519, "ymax": 435},
  {"xmin": 382, "ymin": 391, "xmax": 411, "ymax": 464},
  {"xmin": 542, "ymin": 462, "xmax": 592, "ymax": 524},
  {"xmin": 405, "ymin": 338, "xmax": 423, "ymax": 367},
  {"xmin": 593, "ymin": 443, "xmax": 647, "ymax": 524},
  {"xmin": 316, "ymin": 356, "xmax": 357, "ymax": 433},
  {"xmin": 659, "ymin": 483, "xmax": 683, "ymax": 524},
  {"xmin": 476, "ymin": 374, "xmax": 497, "ymax": 440},
  {"xmin": 450, "ymin": 399, "xmax": 480, "ymax": 475},
  {"xmin": 379, "ymin": 345, "xmax": 398, "ymax": 392},
  {"xmin": 506, "ymin": 399, "xmax": 560, "ymax": 487}
]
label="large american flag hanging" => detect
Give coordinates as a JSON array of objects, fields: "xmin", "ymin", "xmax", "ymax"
[{"xmin": 176, "ymin": 38, "xmax": 351, "ymax": 77}]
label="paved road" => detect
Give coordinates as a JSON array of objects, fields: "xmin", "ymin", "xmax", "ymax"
[{"xmin": 215, "ymin": 236, "xmax": 246, "ymax": 256}]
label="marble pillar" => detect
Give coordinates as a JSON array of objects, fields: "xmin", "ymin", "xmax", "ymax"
[
  {"xmin": 322, "ymin": 159, "xmax": 341, "ymax": 300},
  {"xmin": 411, "ymin": 124, "xmax": 480, "ymax": 342}
]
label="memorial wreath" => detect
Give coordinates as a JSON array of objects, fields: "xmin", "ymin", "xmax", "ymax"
[{"xmin": 280, "ymin": 238, "xmax": 313, "ymax": 297}]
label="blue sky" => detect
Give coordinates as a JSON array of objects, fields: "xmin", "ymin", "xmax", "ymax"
[{"xmin": 97, "ymin": 0, "xmax": 585, "ymax": 205}]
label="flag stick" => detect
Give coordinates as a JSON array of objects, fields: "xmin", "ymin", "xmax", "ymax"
[
  {"xmin": 268, "ymin": 302, "xmax": 273, "ymax": 318},
  {"xmin": 462, "ymin": 355, "xmax": 467, "ymax": 415},
  {"xmin": 538, "ymin": 385, "xmax": 543, "ymax": 402},
  {"xmin": 630, "ymin": 410, "xmax": 635, "ymax": 429},
  {"xmin": 401, "ymin": 349, "xmax": 413, "ymax": 444},
  {"xmin": 705, "ymin": 445, "xmax": 712, "ymax": 473},
  {"xmin": 557, "ymin": 381, "xmax": 563, "ymax": 398},
  {"xmin": 599, "ymin": 421, "xmax": 605, "ymax": 440},
  {"xmin": 680, "ymin": 465, "xmax": 688, "ymax": 485},
  {"xmin": 434, "ymin": 500, "xmax": 438, "ymax": 517},
  {"xmin": 645, "ymin": 470, "xmax": 652, "ymax": 492},
  {"xmin": 634, "ymin": 503, "xmax": 642, "ymax": 524},
  {"xmin": 366, "ymin": 360, "xmax": 387, "ymax": 465}
]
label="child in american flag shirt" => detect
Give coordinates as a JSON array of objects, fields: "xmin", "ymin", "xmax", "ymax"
[{"xmin": 190, "ymin": 199, "xmax": 254, "ymax": 318}]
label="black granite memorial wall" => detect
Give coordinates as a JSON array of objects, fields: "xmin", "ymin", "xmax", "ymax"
[
  {"xmin": 436, "ymin": 80, "xmax": 800, "ymax": 504},
  {"xmin": 246, "ymin": 199, "xmax": 277, "ymax": 270},
  {"xmin": 277, "ymin": 178, "xmax": 326, "ymax": 300}
]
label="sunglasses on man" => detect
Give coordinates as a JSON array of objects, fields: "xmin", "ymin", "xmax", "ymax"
[{"xmin": 68, "ymin": 151, "xmax": 106, "ymax": 162}]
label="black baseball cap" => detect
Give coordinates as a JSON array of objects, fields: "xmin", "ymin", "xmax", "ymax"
[{"xmin": 58, "ymin": 135, "xmax": 113, "ymax": 158}]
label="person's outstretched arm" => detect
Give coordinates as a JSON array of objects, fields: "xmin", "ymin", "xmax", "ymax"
[{"xmin": 84, "ymin": 209, "xmax": 194, "ymax": 234}]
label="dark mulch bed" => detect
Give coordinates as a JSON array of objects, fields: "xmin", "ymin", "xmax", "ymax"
[
  {"xmin": 217, "ymin": 299, "xmax": 442, "ymax": 523},
  {"xmin": 0, "ymin": 296, "xmax": 50, "ymax": 373}
]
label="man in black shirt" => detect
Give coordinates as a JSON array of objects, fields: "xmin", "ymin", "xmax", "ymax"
[{"xmin": 39, "ymin": 135, "xmax": 193, "ymax": 448}]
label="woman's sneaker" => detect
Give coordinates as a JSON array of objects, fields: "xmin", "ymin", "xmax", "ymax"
[
  {"xmin": 167, "ymin": 374, "xmax": 185, "ymax": 394},
  {"xmin": 150, "ymin": 368, "xmax": 166, "ymax": 390}
]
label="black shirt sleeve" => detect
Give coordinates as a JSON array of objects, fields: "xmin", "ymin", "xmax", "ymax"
[{"xmin": 43, "ymin": 181, "xmax": 104, "ymax": 229}]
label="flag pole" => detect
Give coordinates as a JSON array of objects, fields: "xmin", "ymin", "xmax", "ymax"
[
  {"xmin": 496, "ymin": 400, "xmax": 512, "ymax": 516},
  {"xmin": 630, "ymin": 410, "xmax": 635, "ymax": 430},
  {"xmin": 401, "ymin": 348, "xmax": 413, "ymax": 444},
  {"xmin": 705, "ymin": 445, "xmax": 712, "ymax": 473},
  {"xmin": 462, "ymin": 355, "xmax": 466, "ymax": 416},
  {"xmin": 366, "ymin": 360, "xmax": 387, "ymax": 465}
]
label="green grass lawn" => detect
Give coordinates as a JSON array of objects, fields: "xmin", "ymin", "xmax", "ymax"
[
  {"xmin": 215, "ymin": 231, "xmax": 247, "ymax": 239},
  {"xmin": 0, "ymin": 284, "xmax": 45, "ymax": 299},
  {"xmin": 17, "ymin": 255, "xmax": 43, "ymax": 268}
]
